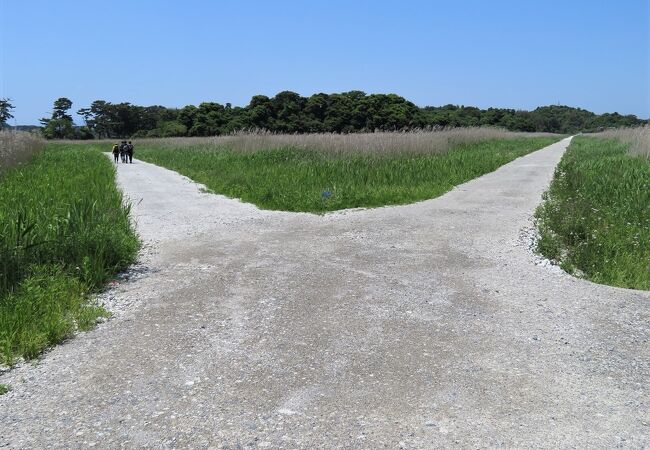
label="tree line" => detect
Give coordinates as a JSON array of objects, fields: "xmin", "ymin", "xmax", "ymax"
[{"xmin": 5, "ymin": 93, "xmax": 647, "ymax": 139}]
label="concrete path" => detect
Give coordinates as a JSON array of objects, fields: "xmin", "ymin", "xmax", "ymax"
[{"xmin": 2, "ymin": 137, "xmax": 649, "ymax": 448}]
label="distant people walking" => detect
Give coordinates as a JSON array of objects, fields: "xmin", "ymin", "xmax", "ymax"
[
  {"xmin": 112, "ymin": 143, "xmax": 119, "ymax": 163},
  {"xmin": 126, "ymin": 141, "xmax": 134, "ymax": 163},
  {"xmin": 119, "ymin": 140, "xmax": 127, "ymax": 163}
]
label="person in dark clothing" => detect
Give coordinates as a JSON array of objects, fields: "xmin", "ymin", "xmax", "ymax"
[
  {"xmin": 119, "ymin": 140, "xmax": 127, "ymax": 163},
  {"xmin": 126, "ymin": 141, "xmax": 134, "ymax": 163},
  {"xmin": 112, "ymin": 143, "xmax": 119, "ymax": 163}
]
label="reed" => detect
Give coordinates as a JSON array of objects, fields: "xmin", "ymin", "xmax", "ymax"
[
  {"xmin": 0, "ymin": 130, "xmax": 44, "ymax": 174},
  {"xmin": 130, "ymin": 127, "xmax": 556, "ymax": 155},
  {"xmin": 595, "ymin": 124, "xmax": 650, "ymax": 159}
]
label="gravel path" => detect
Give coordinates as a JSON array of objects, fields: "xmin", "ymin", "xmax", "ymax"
[{"xmin": 1, "ymin": 137, "xmax": 649, "ymax": 448}]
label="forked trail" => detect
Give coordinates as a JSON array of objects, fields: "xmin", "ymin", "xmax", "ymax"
[{"xmin": 2, "ymin": 137, "xmax": 649, "ymax": 448}]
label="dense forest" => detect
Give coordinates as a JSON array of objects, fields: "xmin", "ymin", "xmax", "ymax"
[{"xmin": 33, "ymin": 91, "xmax": 647, "ymax": 139}]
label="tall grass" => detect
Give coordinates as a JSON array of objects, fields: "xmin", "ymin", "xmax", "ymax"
[
  {"xmin": 595, "ymin": 124, "xmax": 650, "ymax": 159},
  {"xmin": 536, "ymin": 136, "xmax": 650, "ymax": 290},
  {"xmin": 0, "ymin": 130, "xmax": 44, "ymax": 174},
  {"xmin": 0, "ymin": 144, "xmax": 139, "ymax": 364},
  {"xmin": 137, "ymin": 135, "xmax": 560, "ymax": 212},
  {"xmin": 132, "ymin": 127, "xmax": 555, "ymax": 155}
]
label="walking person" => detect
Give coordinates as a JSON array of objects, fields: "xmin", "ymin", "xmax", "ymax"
[
  {"xmin": 112, "ymin": 143, "xmax": 119, "ymax": 163},
  {"xmin": 119, "ymin": 140, "xmax": 127, "ymax": 163},
  {"xmin": 126, "ymin": 141, "xmax": 134, "ymax": 163}
]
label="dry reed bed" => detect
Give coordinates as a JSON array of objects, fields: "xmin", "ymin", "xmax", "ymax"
[
  {"xmin": 595, "ymin": 124, "xmax": 650, "ymax": 158},
  {"xmin": 0, "ymin": 131, "xmax": 44, "ymax": 173},
  {"xmin": 132, "ymin": 128, "xmax": 557, "ymax": 155}
]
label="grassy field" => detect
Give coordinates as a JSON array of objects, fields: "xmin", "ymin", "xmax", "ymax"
[
  {"xmin": 136, "ymin": 133, "xmax": 560, "ymax": 212},
  {"xmin": 0, "ymin": 143, "xmax": 139, "ymax": 364},
  {"xmin": 536, "ymin": 135, "xmax": 650, "ymax": 290}
]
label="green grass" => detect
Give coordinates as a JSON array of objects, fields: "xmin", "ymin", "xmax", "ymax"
[
  {"xmin": 0, "ymin": 384, "xmax": 9, "ymax": 395},
  {"xmin": 536, "ymin": 136, "xmax": 650, "ymax": 290},
  {"xmin": 0, "ymin": 144, "xmax": 139, "ymax": 364},
  {"xmin": 137, "ymin": 137, "xmax": 560, "ymax": 213}
]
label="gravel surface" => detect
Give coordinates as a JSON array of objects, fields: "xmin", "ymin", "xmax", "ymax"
[{"xmin": 1, "ymin": 137, "xmax": 649, "ymax": 448}]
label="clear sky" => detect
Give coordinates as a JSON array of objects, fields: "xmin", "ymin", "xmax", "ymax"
[{"xmin": 1, "ymin": 0, "xmax": 648, "ymax": 125}]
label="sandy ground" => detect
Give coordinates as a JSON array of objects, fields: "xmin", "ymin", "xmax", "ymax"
[{"xmin": 1, "ymin": 137, "xmax": 649, "ymax": 448}]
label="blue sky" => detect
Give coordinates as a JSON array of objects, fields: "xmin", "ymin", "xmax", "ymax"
[{"xmin": 1, "ymin": 0, "xmax": 648, "ymax": 124}]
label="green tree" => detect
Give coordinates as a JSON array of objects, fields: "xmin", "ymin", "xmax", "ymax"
[
  {"xmin": 87, "ymin": 100, "xmax": 112, "ymax": 138},
  {"xmin": 193, "ymin": 102, "xmax": 228, "ymax": 135},
  {"xmin": 247, "ymin": 95, "xmax": 273, "ymax": 130},
  {"xmin": 0, "ymin": 98, "xmax": 15, "ymax": 128},
  {"xmin": 40, "ymin": 97, "xmax": 76, "ymax": 139},
  {"xmin": 77, "ymin": 107, "xmax": 93, "ymax": 128},
  {"xmin": 52, "ymin": 97, "xmax": 73, "ymax": 121},
  {"xmin": 270, "ymin": 91, "xmax": 306, "ymax": 132},
  {"xmin": 60, "ymin": 93, "xmax": 650, "ymax": 139},
  {"xmin": 178, "ymin": 105, "xmax": 197, "ymax": 130}
]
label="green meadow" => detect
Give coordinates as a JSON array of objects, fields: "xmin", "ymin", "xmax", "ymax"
[{"xmin": 137, "ymin": 136, "xmax": 560, "ymax": 213}]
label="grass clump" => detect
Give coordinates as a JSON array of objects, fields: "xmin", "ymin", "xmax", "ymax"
[
  {"xmin": 137, "ymin": 136, "xmax": 560, "ymax": 213},
  {"xmin": 0, "ymin": 144, "xmax": 139, "ymax": 364},
  {"xmin": 0, "ymin": 384, "xmax": 9, "ymax": 395},
  {"xmin": 0, "ymin": 267, "xmax": 109, "ymax": 363},
  {"xmin": 536, "ymin": 136, "xmax": 650, "ymax": 290}
]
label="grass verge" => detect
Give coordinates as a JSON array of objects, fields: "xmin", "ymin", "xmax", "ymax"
[
  {"xmin": 536, "ymin": 136, "xmax": 650, "ymax": 290},
  {"xmin": 0, "ymin": 144, "xmax": 139, "ymax": 365},
  {"xmin": 137, "ymin": 136, "xmax": 560, "ymax": 212}
]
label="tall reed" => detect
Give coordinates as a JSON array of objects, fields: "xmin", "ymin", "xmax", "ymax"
[
  {"xmin": 595, "ymin": 124, "xmax": 650, "ymax": 158},
  {"xmin": 129, "ymin": 128, "xmax": 557, "ymax": 155},
  {"xmin": 0, "ymin": 130, "xmax": 44, "ymax": 173}
]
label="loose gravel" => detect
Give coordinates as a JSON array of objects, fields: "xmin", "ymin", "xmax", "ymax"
[{"xmin": 1, "ymin": 137, "xmax": 649, "ymax": 448}]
